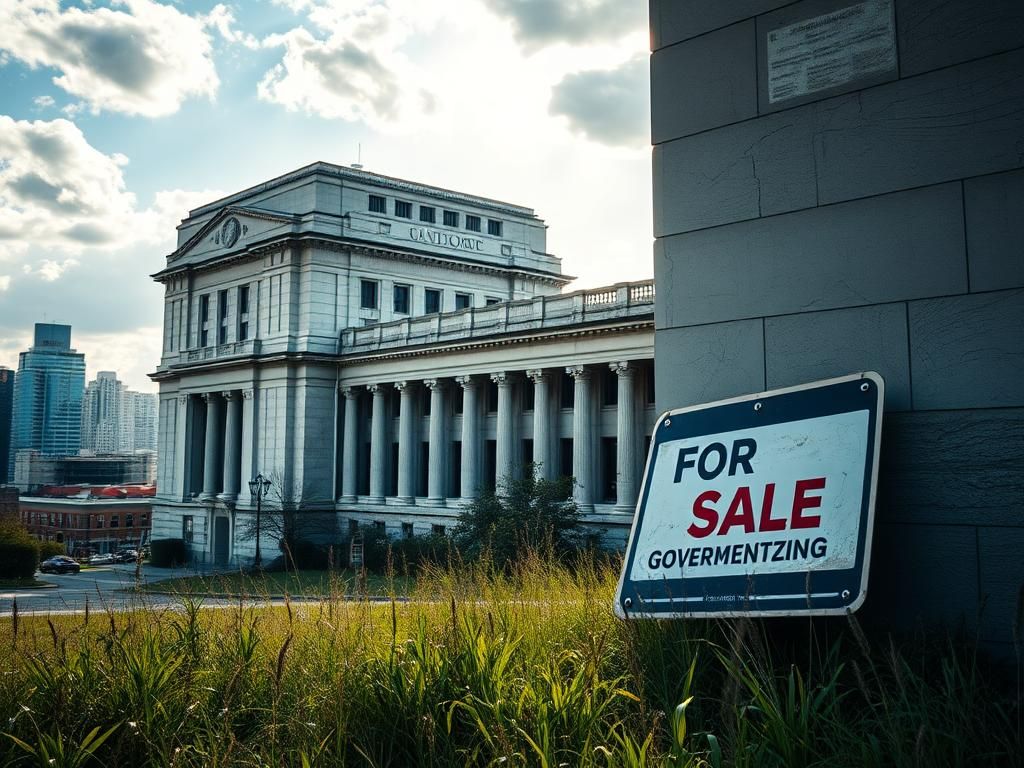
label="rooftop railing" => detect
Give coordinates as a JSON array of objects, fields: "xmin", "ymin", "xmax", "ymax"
[{"xmin": 341, "ymin": 279, "xmax": 654, "ymax": 354}]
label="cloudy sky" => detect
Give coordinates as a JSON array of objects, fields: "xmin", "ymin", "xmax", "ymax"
[{"xmin": 0, "ymin": 0, "xmax": 652, "ymax": 391}]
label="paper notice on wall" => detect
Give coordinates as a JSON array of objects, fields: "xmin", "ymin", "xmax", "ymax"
[{"xmin": 766, "ymin": 0, "xmax": 896, "ymax": 104}]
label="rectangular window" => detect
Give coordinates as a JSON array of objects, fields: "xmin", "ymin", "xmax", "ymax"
[
  {"xmin": 111, "ymin": 515, "xmax": 119, "ymax": 528},
  {"xmin": 443, "ymin": 210, "xmax": 459, "ymax": 227},
  {"xmin": 96, "ymin": 515, "xmax": 105, "ymax": 530},
  {"xmin": 424, "ymin": 288, "xmax": 441, "ymax": 314},
  {"xmin": 465, "ymin": 215, "xmax": 481, "ymax": 232},
  {"xmin": 349, "ymin": 519, "xmax": 360, "ymax": 536},
  {"xmin": 238, "ymin": 285, "xmax": 250, "ymax": 342},
  {"xmin": 485, "ymin": 297, "xmax": 501, "ymax": 306},
  {"xmin": 369, "ymin": 194, "xmax": 386, "ymax": 213},
  {"xmin": 218, "ymin": 289, "xmax": 229, "ymax": 344},
  {"xmin": 432, "ymin": 524, "xmax": 446, "ymax": 537},
  {"xmin": 126, "ymin": 513, "xmax": 134, "ymax": 528},
  {"xmin": 455, "ymin": 292, "xmax": 471, "ymax": 310},
  {"xmin": 395, "ymin": 200, "xmax": 412, "ymax": 218},
  {"xmin": 419, "ymin": 205, "xmax": 436, "ymax": 223},
  {"xmin": 402, "ymin": 522, "xmax": 414, "ymax": 538},
  {"xmin": 199, "ymin": 294, "xmax": 210, "ymax": 347},
  {"xmin": 393, "ymin": 284, "xmax": 410, "ymax": 314},
  {"xmin": 360, "ymin": 279, "xmax": 378, "ymax": 309},
  {"xmin": 487, "ymin": 219, "xmax": 503, "ymax": 237}
]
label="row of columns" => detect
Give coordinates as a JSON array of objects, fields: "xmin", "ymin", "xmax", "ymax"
[
  {"xmin": 197, "ymin": 390, "xmax": 248, "ymax": 503},
  {"xmin": 338, "ymin": 362, "xmax": 640, "ymax": 512}
]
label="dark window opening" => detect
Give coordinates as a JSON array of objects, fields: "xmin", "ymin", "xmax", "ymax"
[
  {"xmin": 455, "ymin": 292, "xmax": 471, "ymax": 310},
  {"xmin": 418, "ymin": 442, "xmax": 429, "ymax": 497},
  {"xmin": 522, "ymin": 439, "xmax": 534, "ymax": 479},
  {"xmin": 182, "ymin": 515, "xmax": 194, "ymax": 543},
  {"xmin": 483, "ymin": 440, "xmax": 497, "ymax": 491},
  {"xmin": 487, "ymin": 219, "xmax": 502, "ymax": 237},
  {"xmin": 425, "ymin": 288, "xmax": 441, "ymax": 314},
  {"xmin": 601, "ymin": 437, "xmax": 617, "ymax": 503},
  {"xmin": 452, "ymin": 386, "xmax": 464, "ymax": 415},
  {"xmin": 395, "ymin": 200, "xmax": 412, "ymax": 218},
  {"xmin": 419, "ymin": 206, "xmax": 435, "ymax": 223},
  {"xmin": 389, "ymin": 442, "xmax": 399, "ymax": 497},
  {"xmin": 360, "ymin": 279, "xmax": 378, "ymax": 309},
  {"xmin": 393, "ymin": 284, "xmax": 410, "ymax": 314},
  {"xmin": 402, "ymin": 522, "xmax": 414, "ymax": 538},
  {"xmin": 487, "ymin": 381, "xmax": 499, "ymax": 412},
  {"xmin": 466, "ymin": 215, "xmax": 481, "ymax": 232},
  {"xmin": 432, "ymin": 524, "xmax": 446, "ymax": 537},
  {"xmin": 560, "ymin": 372, "xmax": 575, "ymax": 409},
  {"xmin": 443, "ymin": 210, "xmax": 459, "ymax": 227},
  {"xmin": 451, "ymin": 441, "xmax": 462, "ymax": 497},
  {"xmin": 369, "ymin": 194, "xmax": 386, "ymax": 213},
  {"xmin": 559, "ymin": 438, "xmax": 573, "ymax": 479},
  {"xmin": 523, "ymin": 379, "xmax": 535, "ymax": 411},
  {"xmin": 602, "ymin": 367, "xmax": 618, "ymax": 407}
]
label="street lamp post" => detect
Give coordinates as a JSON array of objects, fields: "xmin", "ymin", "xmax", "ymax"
[{"xmin": 248, "ymin": 473, "xmax": 272, "ymax": 569}]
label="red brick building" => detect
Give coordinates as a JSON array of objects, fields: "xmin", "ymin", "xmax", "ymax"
[{"xmin": 19, "ymin": 485, "xmax": 153, "ymax": 556}]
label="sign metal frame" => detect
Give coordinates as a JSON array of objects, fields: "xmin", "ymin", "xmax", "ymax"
[{"xmin": 615, "ymin": 372, "xmax": 884, "ymax": 619}]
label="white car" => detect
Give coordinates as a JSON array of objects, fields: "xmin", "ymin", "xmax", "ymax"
[{"xmin": 88, "ymin": 553, "xmax": 116, "ymax": 565}]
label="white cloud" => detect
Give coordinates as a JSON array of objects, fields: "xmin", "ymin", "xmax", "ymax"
[
  {"xmin": 258, "ymin": 0, "xmax": 440, "ymax": 126},
  {"xmin": 32, "ymin": 95, "xmax": 55, "ymax": 109},
  {"xmin": 205, "ymin": 3, "xmax": 260, "ymax": 50},
  {"xmin": 549, "ymin": 55, "xmax": 649, "ymax": 147},
  {"xmin": 0, "ymin": 0, "xmax": 220, "ymax": 117},
  {"xmin": 0, "ymin": 275, "xmax": 10, "ymax": 291},
  {"xmin": 0, "ymin": 115, "xmax": 220, "ymax": 264},
  {"xmin": 481, "ymin": 0, "xmax": 646, "ymax": 52}
]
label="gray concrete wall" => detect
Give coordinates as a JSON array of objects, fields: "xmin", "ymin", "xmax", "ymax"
[{"xmin": 650, "ymin": 0, "xmax": 1024, "ymax": 654}]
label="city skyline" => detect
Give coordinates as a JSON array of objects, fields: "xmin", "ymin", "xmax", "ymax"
[{"xmin": 0, "ymin": 1, "xmax": 652, "ymax": 392}]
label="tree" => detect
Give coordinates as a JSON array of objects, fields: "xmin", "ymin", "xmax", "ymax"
[
  {"xmin": 453, "ymin": 467, "xmax": 582, "ymax": 568},
  {"xmin": 235, "ymin": 470, "xmax": 338, "ymax": 570}
]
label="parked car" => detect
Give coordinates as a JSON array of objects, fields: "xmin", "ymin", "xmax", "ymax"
[
  {"xmin": 39, "ymin": 556, "xmax": 81, "ymax": 575},
  {"xmin": 114, "ymin": 549, "xmax": 139, "ymax": 563},
  {"xmin": 88, "ymin": 553, "xmax": 116, "ymax": 565}
]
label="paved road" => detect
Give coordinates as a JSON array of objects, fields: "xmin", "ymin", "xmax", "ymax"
[{"xmin": 0, "ymin": 563, "xmax": 227, "ymax": 615}]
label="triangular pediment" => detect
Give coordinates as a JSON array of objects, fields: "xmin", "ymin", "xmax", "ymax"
[{"xmin": 165, "ymin": 206, "xmax": 299, "ymax": 267}]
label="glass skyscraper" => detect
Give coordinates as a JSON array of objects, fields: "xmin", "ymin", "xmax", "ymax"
[{"xmin": 8, "ymin": 324, "xmax": 86, "ymax": 478}]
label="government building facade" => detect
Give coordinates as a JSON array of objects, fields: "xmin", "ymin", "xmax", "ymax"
[{"xmin": 151, "ymin": 163, "xmax": 654, "ymax": 566}]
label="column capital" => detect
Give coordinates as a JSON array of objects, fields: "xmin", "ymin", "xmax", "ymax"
[
  {"xmin": 566, "ymin": 365, "xmax": 592, "ymax": 380},
  {"xmin": 242, "ymin": 389, "xmax": 255, "ymax": 400},
  {"xmin": 424, "ymin": 378, "xmax": 445, "ymax": 391},
  {"xmin": 609, "ymin": 361, "xmax": 635, "ymax": 377},
  {"xmin": 221, "ymin": 390, "xmax": 238, "ymax": 401},
  {"xmin": 177, "ymin": 395, "xmax": 189, "ymax": 405},
  {"xmin": 455, "ymin": 375, "xmax": 478, "ymax": 389},
  {"xmin": 201, "ymin": 392, "xmax": 220, "ymax": 403},
  {"xmin": 393, "ymin": 380, "xmax": 414, "ymax": 392},
  {"xmin": 340, "ymin": 386, "xmax": 359, "ymax": 399},
  {"xmin": 490, "ymin": 371, "xmax": 512, "ymax": 386},
  {"xmin": 367, "ymin": 383, "xmax": 384, "ymax": 394},
  {"xmin": 525, "ymin": 369, "xmax": 550, "ymax": 383}
]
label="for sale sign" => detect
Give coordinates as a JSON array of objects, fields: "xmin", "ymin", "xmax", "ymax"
[{"xmin": 615, "ymin": 372, "xmax": 884, "ymax": 618}]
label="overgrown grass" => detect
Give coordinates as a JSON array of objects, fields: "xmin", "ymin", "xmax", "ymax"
[
  {"xmin": 137, "ymin": 568, "xmax": 414, "ymax": 598},
  {"xmin": 0, "ymin": 550, "xmax": 1019, "ymax": 767}
]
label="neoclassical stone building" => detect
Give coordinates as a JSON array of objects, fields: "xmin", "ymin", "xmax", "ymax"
[{"xmin": 151, "ymin": 162, "xmax": 654, "ymax": 565}]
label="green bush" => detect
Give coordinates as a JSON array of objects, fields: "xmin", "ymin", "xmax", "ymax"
[
  {"xmin": 454, "ymin": 468, "xmax": 581, "ymax": 567},
  {"xmin": 0, "ymin": 526, "xmax": 39, "ymax": 579},
  {"xmin": 149, "ymin": 538, "xmax": 187, "ymax": 567},
  {"xmin": 38, "ymin": 540, "xmax": 66, "ymax": 559}
]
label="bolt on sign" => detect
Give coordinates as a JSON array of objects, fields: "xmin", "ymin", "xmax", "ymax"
[{"xmin": 615, "ymin": 372, "xmax": 884, "ymax": 618}]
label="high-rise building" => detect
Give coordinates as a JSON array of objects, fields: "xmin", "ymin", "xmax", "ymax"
[
  {"xmin": 126, "ymin": 391, "xmax": 158, "ymax": 453},
  {"xmin": 0, "ymin": 367, "xmax": 13, "ymax": 482},
  {"xmin": 81, "ymin": 371, "xmax": 123, "ymax": 453},
  {"xmin": 8, "ymin": 324, "xmax": 86, "ymax": 478}
]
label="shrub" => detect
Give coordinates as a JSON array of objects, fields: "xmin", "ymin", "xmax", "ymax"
[
  {"xmin": 149, "ymin": 538, "xmax": 187, "ymax": 567},
  {"xmin": 0, "ymin": 527, "xmax": 38, "ymax": 579},
  {"xmin": 38, "ymin": 540, "xmax": 66, "ymax": 559},
  {"xmin": 454, "ymin": 468, "xmax": 581, "ymax": 568}
]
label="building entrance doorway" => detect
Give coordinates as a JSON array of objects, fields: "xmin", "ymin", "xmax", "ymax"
[{"xmin": 213, "ymin": 516, "xmax": 230, "ymax": 566}]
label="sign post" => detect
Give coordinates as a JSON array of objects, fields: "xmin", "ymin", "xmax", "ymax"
[{"xmin": 615, "ymin": 372, "xmax": 884, "ymax": 619}]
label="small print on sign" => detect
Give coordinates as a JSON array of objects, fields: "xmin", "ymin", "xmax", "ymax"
[
  {"xmin": 766, "ymin": 0, "xmax": 896, "ymax": 104},
  {"xmin": 632, "ymin": 410, "xmax": 868, "ymax": 581}
]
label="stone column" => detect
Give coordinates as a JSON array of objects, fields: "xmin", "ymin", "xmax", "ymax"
[
  {"xmin": 219, "ymin": 390, "xmax": 242, "ymax": 501},
  {"xmin": 526, "ymin": 370, "xmax": 551, "ymax": 480},
  {"xmin": 457, "ymin": 375, "xmax": 479, "ymax": 500},
  {"xmin": 340, "ymin": 387, "xmax": 359, "ymax": 502},
  {"xmin": 368, "ymin": 384, "xmax": 387, "ymax": 503},
  {"xmin": 395, "ymin": 381, "xmax": 416, "ymax": 503},
  {"xmin": 239, "ymin": 389, "xmax": 255, "ymax": 504},
  {"xmin": 611, "ymin": 362, "xmax": 638, "ymax": 511},
  {"xmin": 425, "ymin": 379, "xmax": 446, "ymax": 505},
  {"xmin": 174, "ymin": 394, "xmax": 189, "ymax": 500},
  {"xmin": 491, "ymin": 372, "xmax": 515, "ymax": 491},
  {"xmin": 200, "ymin": 392, "xmax": 222, "ymax": 500},
  {"xmin": 567, "ymin": 366, "xmax": 593, "ymax": 511}
]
